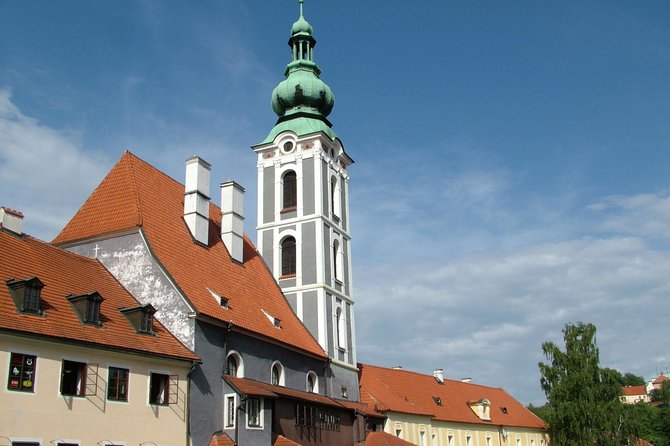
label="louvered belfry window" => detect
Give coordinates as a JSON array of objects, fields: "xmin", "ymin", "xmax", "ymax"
[{"xmin": 283, "ymin": 171, "xmax": 297, "ymax": 210}]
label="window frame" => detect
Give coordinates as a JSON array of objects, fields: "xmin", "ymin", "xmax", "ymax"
[
  {"xmin": 225, "ymin": 351, "xmax": 244, "ymax": 378},
  {"xmin": 59, "ymin": 358, "xmax": 98, "ymax": 398},
  {"xmin": 224, "ymin": 393, "xmax": 237, "ymax": 429},
  {"xmin": 271, "ymin": 361, "xmax": 284, "ymax": 386},
  {"xmin": 107, "ymin": 366, "xmax": 129, "ymax": 402},
  {"xmin": 246, "ymin": 397, "xmax": 263, "ymax": 429},
  {"xmin": 281, "ymin": 170, "xmax": 297, "ymax": 211},
  {"xmin": 280, "ymin": 236, "xmax": 297, "ymax": 277},
  {"xmin": 306, "ymin": 371, "xmax": 318, "ymax": 393},
  {"xmin": 148, "ymin": 372, "xmax": 178, "ymax": 406},
  {"xmin": 7, "ymin": 352, "xmax": 37, "ymax": 392}
]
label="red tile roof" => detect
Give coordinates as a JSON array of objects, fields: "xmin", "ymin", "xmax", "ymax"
[
  {"xmin": 53, "ymin": 151, "xmax": 326, "ymax": 359},
  {"xmin": 359, "ymin": 364, "xmax": 546, "ymax": 430},
  {"xmin": 272, "ymin": 434, "xmax": 302, "ymax": 446},
  {"xmin": 622, "ymin": 385, "xmax": 647, "ymax": 396},
  {"xmin": 225, "ymin": 375, "xmax": 344, "ymax": 408},
  {"xmin": 0, "ymin": 229, "xmax": 198, "ymax": 362},
  {"xmin": 208, "ymin": 432, "xmax": 235, "ymax": 446},
  {"xmin": 357, "ymin": 432, "xmax": 415, "ymax": 446},
  {"xmin": 652, "ymin": 373, "xmax": 668, "ymax": 385}
]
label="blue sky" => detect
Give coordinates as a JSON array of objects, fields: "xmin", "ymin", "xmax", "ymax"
[{"xmin": 2, "ymin": 1, "xmax": 669, "ymax": 405}]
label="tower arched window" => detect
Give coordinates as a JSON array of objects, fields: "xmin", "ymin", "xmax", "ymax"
[
  {"xmin": 281, "ymin": 236, "xmax": 297, "ymax": 277},
  {"xmin": 336, "ymin": 306, "xmax": 346, "ymax": 350},
  {"xmin": 271, "ymin": 361, "xmax": 284, "ymax": 386},
  {"xmin": 330, "ymin": 176, "xmax": 341, "ymax": 219},
  {"xmin": 226, "ymin": 352, "xmax": 244, "ymax": 377},
  {"xmin": 282, "ymin": 170, "xmax": 297, "ymax": 211},
  {"xmin": 333, "ymin": 239, "xmax": 343, "ymax": 282}
]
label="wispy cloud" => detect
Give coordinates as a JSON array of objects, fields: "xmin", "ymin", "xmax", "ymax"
[
  {"xmin": 0, "ymin": 88, "xmax": 111, "ymax": 239},
  {"xmin": 588, "ymin": 192, "xmax": 670, "ymax": 240}
]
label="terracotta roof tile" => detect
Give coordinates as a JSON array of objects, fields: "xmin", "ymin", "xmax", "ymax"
[
  {"xmin": 208, "ymin": 432, "xmax": 235, "ymax": 446},
  {"xmin": 652, "ymin": 373, "xmax": 668, "ymax": 385},
  {"xmin": 272, "ymin": 434, "xmax": 302, "ymax": 446},
  {"xmin": 224, "ymin": 376, "xmax": 347, "ymax": 409},
  {"xmin": 53, "ymin": 151, "xmax": 326, "ymax": 359},
  {"xmin": 337, "ymin": 399, "xmax": 385, "ymax": 418},
  {"xmin": 357, "ymin": 431, "xmax": 415, "ymax": 446},
  {"xmin": 0, "ymin": 230, "xmax": 198, "ymax": 362},
  {"xmin": 358, "ymin": 364, "xmax": 546, "ymax": 429},
  {"xmin": 623, "ymin": 385, "xmax": 647, "ymax": 396}
]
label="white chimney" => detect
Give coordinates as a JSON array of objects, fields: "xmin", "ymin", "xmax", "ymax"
[
  {"xmin": 462, "ymin": 377, "xmax": 472, "ymax": 383},
  {"xmin": 0, "ymin": 207, "xmax": 24, "ymax": 235},
  {"xmin": 220, "ymin": 180, "xmax": 245, "ymax": 262},
  {"xmin": 184, "ymin": 156, "xmax": 211, "ymax": 245},
  {"xmin": 433, "ymin": 368, "xmax": 444, "ymax": 384}
]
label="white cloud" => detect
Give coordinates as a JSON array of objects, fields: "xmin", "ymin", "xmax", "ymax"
[
  {"xmin": 0, "ymin": 88, "xmax": 111, "ymax": 239},
  {"xmin": 588, "ymin": 192, "xmax": 670, "ymax": 240},
  {"xmin": 356, "ymin": 234, "xmax": 670, "ymax": 404}
]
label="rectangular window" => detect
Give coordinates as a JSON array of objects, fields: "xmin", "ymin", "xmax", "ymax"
[
  {"xmin": 448, "ymin": 434, "xmax": 454, "ymax": 446},
  {"xmin": 107, "ymin": 367, "xmax": 129, "ymax": 401},
  {"xmin": 61, "ymin": 360, "xmax": 87, "ymax": 396},
  {"xmin": 247, "ymin": 397, "xmax": 262, "ymax": 428},
  {"xmin": 149, "ymin": 373, "xmax": 169, "ymax": 405},
  {"xmin": 7, "ymin": 352, "xmax": 36, "ymax": 392},
  {"xmin": 225, "ymin": 395, "xmax": 236, "ymax": 428},
  {"xmin": 140, "ymin": 311, "xmax": 153, "ymax": 333},
  {"xmin": 12, "ymin": 442, "xmax": 41, "ymax": 446},
  {"xmin": 23, "ymin": 285, "xmax": 41, "ymax": 312}
]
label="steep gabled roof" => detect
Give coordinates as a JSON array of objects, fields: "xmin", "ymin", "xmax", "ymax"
[
  {"xmin": 359, "ymin": 364, "xmax": 546, "ymax": 430},
  {"xmin": 0, "ymin": 229, "xmax": 197, "ymax": 362},
  {"xmin": 652, "ymin": 373, "xmax": 668, "ymax": 385},
  {"xmin": 53, "ymin": 151, "xmax": 326, "ymax": 359}
]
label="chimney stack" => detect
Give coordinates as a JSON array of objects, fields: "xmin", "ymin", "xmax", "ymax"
[
  {"xmin": 433, "ymin": 368, "xmax": 444, "ymax": 384},
  {"xmin": 184, "ymin": 156, "xmax": 211, "ymax": 245},
  {"xmin": 220, "ymin": 180, "xmax": 245, "ymax": 262},
  {"xmin": 0, "ymin": 207, "xmax": 24, "ymax": 235}
]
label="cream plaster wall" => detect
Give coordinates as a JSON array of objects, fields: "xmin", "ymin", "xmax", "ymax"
[
  {"xmin": 1, "ymin": 333, "xmax": 192, "ymax": 446},
  {"xmin": 383, "ymin": 412, "xmax": 548, "ymax": 446}
]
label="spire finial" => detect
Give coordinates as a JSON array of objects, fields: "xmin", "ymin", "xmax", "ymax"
[{"xmin": 299, "ymin": 0, "xmax": 304, "ymax": 17}]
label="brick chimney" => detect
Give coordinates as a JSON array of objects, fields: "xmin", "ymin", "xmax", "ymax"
[
  {"xmin": 0, "ymin": 207, "xmax": 24, "ymax": 235},
  {"xmin": 220, "ymin": 180, "xmax": 245, "ymax": 262},
  {"xmin": 183, "ymin": 156, "xmax": 211, "ymax": 245}
]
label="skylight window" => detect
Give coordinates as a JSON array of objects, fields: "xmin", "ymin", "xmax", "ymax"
[
  {"xmin": 208, "ymin": 288, "xmax": 229, "ymax": 308},
  {"xmin": 261, "ymin": 309, "xmax": 281, "ymax": 328},
  {"xmin": 432, "ymin": 396, "xmax": 442, "ymax": 406}
]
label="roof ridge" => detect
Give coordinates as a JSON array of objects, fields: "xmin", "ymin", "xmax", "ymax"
[{"xmin": 122, "ymin": 151, "xmax": 144, "ymax": 227}]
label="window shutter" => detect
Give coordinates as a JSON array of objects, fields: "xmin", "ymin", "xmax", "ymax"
[
  {"xmin": 168, "ymin": 374, "xmax": 179, "ymax": 405},
  {"xmin": 85, "ymin": 363, "xmax": 99, "ymax": 396}
]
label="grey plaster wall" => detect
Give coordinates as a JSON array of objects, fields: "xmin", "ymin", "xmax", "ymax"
[
  {"xmin": 303, "ymin": 160, "xmax": 315, "ymax": 215},
  {"xmin": 321, "ymin": 160, "xmax": 329, "ymax": 215},
  {"xmin": 191, "ymin": 321, "xmax": 226, "ymax": 446},
  {"xmin": 301, "ymin": 221, "xmax": 316, "ymax": 285},
  {"xmin": 196, "ymin": 321, "xmax": 327, "ymax": 446},
  {"xmin": 262, "ymin": 229, "xmax": 274, "ymax": 275},
  {"xmin": 329, "ymin": 362, "xmax": 360, "ymax": 401},
  {"xmin": 323, "ymin": 223, "xmax": 331, "ymax": 284},
  {"xmin": 343, "ymin": 240, "xmax": 350, "ymax": 295},
  {"xmin": 302, "ymin": 290, "xmax": 318, "ymax": 339},
  {"xmin": 346, "ymin": 303, "xmax": 353, "ymax": 365},
  {"xmin": 263, "ymin": 167, "xmax": 275, "ymax": 224},
  {"xmin": 65, "ymin": 232, "xmax": 195, "ymax": 350},
  {"xmin": 279, "ymin": 225, "xmax": 296, "ymax": 234},
  {"xmin": 325, "ymin": 292, "xmax": 334, "ymax": 357},
  {"xmin": 285, "ymin": 292, "xmax": 297, "ymax": 314},
  {"xmin": 340, "ymin": 177, "xmax": 347, "ymax": 228}
]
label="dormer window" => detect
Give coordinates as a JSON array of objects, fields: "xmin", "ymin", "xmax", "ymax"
[
  {"xmin": 67, "ymin": 291, "xmax": 104, "ymax": 325},
  {"xmin": 468, "ymin": 398, "xmax": 491, "ymax": 421},
  {"xmin": 121, "ymin": 304, "xmax": 156, "ymax": 334},
  {"xmin": 432, "ymin": 396, "xmax": 443, "ymax": 406},
  {"xmin": 6, "ymin": 277, "xmax": 44, "ymax": 315}
]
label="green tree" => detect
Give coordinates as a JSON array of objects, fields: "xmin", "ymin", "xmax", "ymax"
[
  {"xmin": 650, "ymin": 381, "xmax": 670, "ymax": 404},
  {"xmin": 538, "ymin": 322, "xmax": 638, "ymax": 445}
]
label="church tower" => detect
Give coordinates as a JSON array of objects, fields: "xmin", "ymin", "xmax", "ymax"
[{"xmin": 252, "ymin": 0, "xmax": 358, "ymax": 400}]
